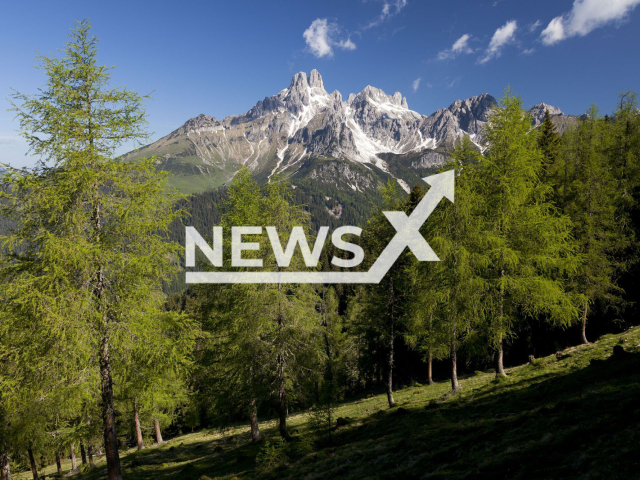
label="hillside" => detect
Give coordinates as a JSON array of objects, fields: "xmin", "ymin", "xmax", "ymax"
[{"xmin": 18, "ymin": 326, "xmax": 640, "ymax": 479}]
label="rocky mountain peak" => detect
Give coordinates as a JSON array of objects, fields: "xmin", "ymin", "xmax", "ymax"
[
  {"xmin": 282, "ymin": 72, "xmax": 314, "ymax": 115},
  {"xmin": 530, "ymin": 102, "xmax": 564, "ymax": 126},
  {"xmin": 308, "ymin": 69, "xmax": 324, "ymax": 90},
  {"xmin": 448, "ymin": 94, "xmax": 496, "ymax": 118},
  {"xmin": 178, "ymin": 113, "xmax": 219, "ymax": 133},
  {"xmin": 290, "ymin": 71, "xmax": 308, "ymax": 90},
  {"xmin": 353, "ymin": 85, "xmax": 406, "ymax": 108},
  {"xmin": 445, "ymin": 94, "xmax": 497, "ymax": 135},
  {"xmin": 532, "ymin": 102, "xmax": 563, "ymax": 115},
  {"xmin": 130, "ymin": 70, "xmax": 568, "ymax": 197}
]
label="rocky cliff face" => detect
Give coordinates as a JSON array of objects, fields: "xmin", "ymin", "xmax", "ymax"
[
  {"xmin": 529, "ymin": 102, "xmax": 578, "ymax": 134},
  {"xmin": 530, "ymin": 102, "xmax": 564, "ymax": 125},
  {"xmin": 125, "ymin": 70, "xmax": 569, "ymax": 195}
]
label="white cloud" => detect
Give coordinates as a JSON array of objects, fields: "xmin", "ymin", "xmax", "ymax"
[
  {"xmin": 303, "ymin": 19, "xmax": 357, "ymax": 58},
  {"xmin": 521, "ymin": 48, "xmax": 536, "ymax": 55},
  {"xmin": 304, "ymin": 19, "xmax": 333, "ymax": 57},
  {"xmin": 452, "ymin": 34, "xmax": 473, "ymax": 53},
  {"xmin": 478, "ymin": 20, "xmax": 517, "ymax": 64},
  {"xmin": 541, "ymin": 17, "xmax": 565, "ymax": 44},
  {"xmin": 541, "ymin": 0, "xmax": 640, "ymax": 45},
  {"xmin": 412, "ymin": 78, "xmax": 421, "ymax": 92},
  {"xmin": 529, "ymin": 20, "xmax": 542, "ymax": 32},
  {"xmin": 437, "ymin": 33, "xmax": 473, "ymax": 60},
  {"xmin": 363, "ymin": 0, "xmax": 408, "ymax": 30},
  {"xmin": 338, "ymin": 37, "xmax": 357, "ymax": 50}
]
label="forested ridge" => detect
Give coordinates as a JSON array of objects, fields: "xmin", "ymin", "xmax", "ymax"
[{"xmin": 1, "ymin": 21, "xmax": 640, "ymax": 480}]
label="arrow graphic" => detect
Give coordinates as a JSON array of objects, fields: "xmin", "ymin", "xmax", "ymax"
[{"xmin": 186, "ymin": 169, "xmax": 454, "ymax": 284}]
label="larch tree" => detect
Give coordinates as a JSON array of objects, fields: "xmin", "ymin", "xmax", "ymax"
[
  {"xmin": 1, "ymin": 20, "xmax": 182, "ymax": 479},
  {"xmin": 356, "ymin": 180, "xmax": 419, "ymax": 406},
  {"xmin": 538, "ymin": 109, "xmax": 563, "ymax": 192},
  {"xmin": 194, "ymin": 168, "xmax": 276, "ymax": 442},
  {"xmin": 552, "ymin": 106, "xmax": 630, "ymax": 343},
  {"xmin": 195, "ymin": 168, "xmax": 322, "ymax": 440},
  {"xmin": 420, "ymin": 139, "xmax": 485, "ymax": 391},
  {"xmin": 242, "ymin": 176, "xmax": 323, "ymax": 440},
  {"xmin": 475, "ymin": 89, "xmax": 578, "ymax": 376},
  {"xmin": 115, "ymin": 310, "xmax": 197, "ymax": 450}
]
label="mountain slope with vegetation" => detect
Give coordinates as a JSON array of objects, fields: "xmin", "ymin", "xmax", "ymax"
[
  {"xmin": 121, "ymin": 69, "xmax": 575, "ymax": 198},
  {"xmin": 15, "ymin": 326, "xmax": 640, "ymax": 480}
]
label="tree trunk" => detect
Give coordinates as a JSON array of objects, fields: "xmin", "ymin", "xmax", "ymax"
[
  {"xmin": 153, "ymin": 418, "xmax": 164, "ymax": 444},
  {"xmin": 27, "ymin": 447, "xmax": 38, "ymax": 480},
  {"xmin": 100, "ymin": 327, "xmax": 122, "ymax": 479},
  {"xmin": 87, "ymin": 445, "xmax": 95, "ymax": 468},
  {"xmin": 277, "ymin": 356, "xmax": 291, "ymax": 440},
  {"xmin": 496, "ymin": 268, "xmax": 507, "ymax": 377},
  {"xmin": 275, "ymin": 283, "xmax": 291, "ymax": 441},
  {"xmin": 496, "ymin": 336, "xmax": 506, "ymax": 377},
  {"xmin": 386, "ymin": 278, "xmax": 396, "ymax": 408},
  {"xmin": 70, "ymin": 445, "xmax": 76, "ymax": 471},
  {"xmin": 55, "ymin": 453, "xmax": 61, "ymax": 475},
  {"xmin": 450, "ymin": 337, "xmax": 459, "ymax": 391},
  {"xmin": 80, "ymin": 443, "xmax": 87, "ymax": 465},
  {"xmin": 0, "ymin": 450, "xmax": 11, "ymax": 480},
  {"xmin": 581, "ymin": 301, "xmax": 589, "ymax": 344},
  {"xmin": 134, "ymin": 406, "xmax": 144, "ymax": 450},
  {"xmin": 386, "ymin": 329, "xmax": 396, "ymax": 407},
  {"xmin": 321, "ymin": 285, "xmax": 335, "ymax": 442},
  {"xmin": 248, "ymin": 398, "xmax": 261, "ymax": 442},
  {"xmin": 427, "ymin": 311, "xmax": 434, "ymax": 386},
  {"xmin": 95, "ymin": 200, "xmax": 122, "ymax": 479}
]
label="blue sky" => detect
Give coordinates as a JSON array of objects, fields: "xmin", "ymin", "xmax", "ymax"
[{"xmin": 1, "ymin": 0, "xmax": 640, "ymax": 167}]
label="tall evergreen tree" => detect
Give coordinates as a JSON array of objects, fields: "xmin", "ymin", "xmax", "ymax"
[
  {"xmin": 356, "ymin": 180, "xmax": 419, "ymax": 405},
  {"xmin": 116, "ymin": 311, "xmax": 196, "ymax": 450},
  {"xmin": 1, "ymin": 20, "xmax": 182, "ymax": 479},
  {"xmin": 552, "ymin": 106, "xmax": 630, "ymax": 343},
  {"xmin": 608, "ymin": 92, "xmax": 640, "ymax": 325},
  {"xmin": 475, "ymin": 89, "xmax": 578, "ymax": 376},
  {"xmin": 422, "ymin": 139, "xmax": 484, "ymax": 390},
  {"xmin": 195, "ymin": 168, "xmax": 322, "ymax": 440},
  {"xmin": 538, "ymin": 110, "xmax": 563, "ymax": 190}
]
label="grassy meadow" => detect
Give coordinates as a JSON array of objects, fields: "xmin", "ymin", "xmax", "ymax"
[{"xmin": 17, "ymin": 326, "xmax": 640, "ymax": 480}]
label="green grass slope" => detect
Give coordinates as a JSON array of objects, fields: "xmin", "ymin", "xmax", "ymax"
[{"xmin": 18, "ymin": 326, "xmax": 640, "ymax": 479}]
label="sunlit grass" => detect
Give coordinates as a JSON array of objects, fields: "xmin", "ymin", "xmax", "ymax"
[{"xmin": 15, "ymin": 326, "xmax": 640, "ymax": 479}]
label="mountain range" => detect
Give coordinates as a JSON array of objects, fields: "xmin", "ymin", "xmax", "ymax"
[{"xmin": 125, "ymin": 70, "xmax": 576, "ymax": 198}]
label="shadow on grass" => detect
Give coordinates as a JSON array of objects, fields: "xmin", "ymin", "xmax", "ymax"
[
  {"xmin": 76, "ymin": 350, "xmax": 640, "ymax": 480},
  {"xmin": 287, "ymin": 351, "xmax": 640, "ymax": 480}
]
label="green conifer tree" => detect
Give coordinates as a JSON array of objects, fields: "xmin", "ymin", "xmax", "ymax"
[
  {"xmin": 538, "ymin": 109, "xmax": 563, "ymax": 191},
  {"xmin": 552, "ymin": 105, "xmax": 630, "ymax": 343},
  {"xmin": 1, "ymin": 20, "xmax": 182, "ymax": 479},
  {"xmin": 420, "ymin": 138, "xmax": 485, "ymax": 390},
  {"xmin": 196, "ymin": 168, "xmax": 321, "ymax": 440},
  {"xmin": 475, "ymin": 89, "xmax": 578, "ymax": 376},
  {"xmin": 356, "ymin": 180, "xmax": 420, "ymax": 405}
]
